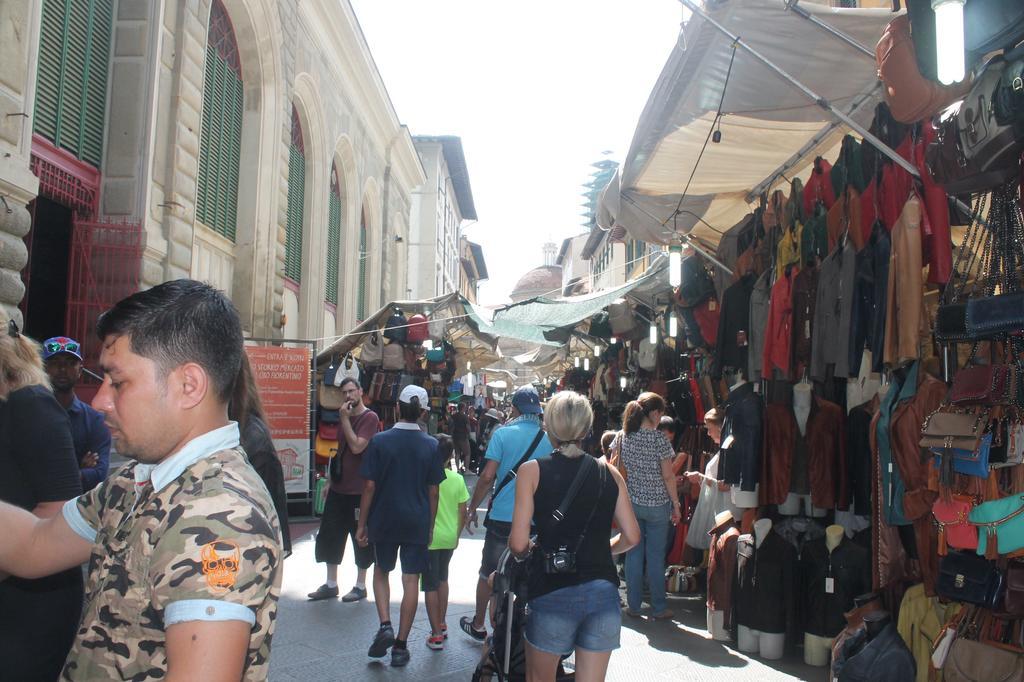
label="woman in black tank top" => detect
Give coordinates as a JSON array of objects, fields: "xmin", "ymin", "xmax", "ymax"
[{"xmin": 510, "ymin": 391, "xmax": 640, "ymax": 682}]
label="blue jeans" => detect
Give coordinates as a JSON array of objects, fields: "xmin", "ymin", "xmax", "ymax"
[
  {"xmin": 526, "ymin": 579, "xmax": 621, "ymax": 655},
  {"xmin": 625, "ymin": 501, "xmax": 671, "ymax": 612}
]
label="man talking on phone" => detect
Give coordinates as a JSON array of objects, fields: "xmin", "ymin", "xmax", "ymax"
[{"xmin": 308, "ymin": 377, "xmax": 379, "ymax": 603}]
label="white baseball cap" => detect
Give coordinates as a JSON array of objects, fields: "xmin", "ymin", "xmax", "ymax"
[{"xmin": 399, "ymin": 384, "xmax": 429, "ymax": 406}]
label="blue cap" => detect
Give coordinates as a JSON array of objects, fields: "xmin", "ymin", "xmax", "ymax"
[{"xmin": 512, "ymin": 386, "xmax": 542, "ymax": 415}]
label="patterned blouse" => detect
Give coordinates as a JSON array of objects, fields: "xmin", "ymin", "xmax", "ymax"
[{"xmin": 612, "ymin": 428, "xmax": 675, "ymax": 507}]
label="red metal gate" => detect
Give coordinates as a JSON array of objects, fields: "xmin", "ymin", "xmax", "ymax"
[{"xmin": 65, "ymin": 217, "xmax": 143, "ymax": 369}]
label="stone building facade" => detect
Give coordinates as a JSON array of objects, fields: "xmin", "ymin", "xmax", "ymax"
[{"xmin": 0, "ymin": 0, "xmax": 424, "ymax": 361}]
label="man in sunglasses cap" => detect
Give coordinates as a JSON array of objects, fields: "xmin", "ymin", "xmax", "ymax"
[{"xmin": 43, "ymin": 337, "xmax": 110, "ymax": 491}]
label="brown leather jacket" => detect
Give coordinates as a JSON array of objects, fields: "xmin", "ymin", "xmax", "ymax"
[
  {"xmin": 869, "ymin": 364, "xmax": 946, "ymax": 594},
  {"xmin": 707, "ymin": 519, "xmax": 740, "ymax": 628},
  {"xmin": 884, "ymin": 194, "xmax": 927, "ymax": 368},
  {"xmin": 762, "ymin": 397, "xmax": 847, "ymax": 509}
]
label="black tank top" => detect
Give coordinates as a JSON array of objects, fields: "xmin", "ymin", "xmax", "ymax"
[{"xmin": 528, "ymin": 452, "xmax": 619, "ymax": 600}]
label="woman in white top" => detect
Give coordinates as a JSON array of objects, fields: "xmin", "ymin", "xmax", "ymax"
[
  {"xmin": 683, "ymin": 407, "xmax": 740, "ymax": 550},
  {"xmin": 611, "ymin": 392, "xmax": 681, "ymax": 619}
]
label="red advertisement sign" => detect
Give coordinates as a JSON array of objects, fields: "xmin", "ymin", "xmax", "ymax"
[{"xmin": 245, "ymin": 346, "xmax": 311, "ymax": 439}]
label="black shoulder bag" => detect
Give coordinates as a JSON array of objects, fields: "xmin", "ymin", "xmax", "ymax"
[
  {"xmin": 542, "ymin": 456, "xmax": 607, "ymax": 575},
  {"xmin": 484, "ymin": 428, "xmax": 546, "ymax": 527}
]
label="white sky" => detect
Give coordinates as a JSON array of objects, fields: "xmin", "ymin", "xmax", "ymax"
[{"xmin": 349, "ymin": 0, "xmax": 684, "ymax": 306}]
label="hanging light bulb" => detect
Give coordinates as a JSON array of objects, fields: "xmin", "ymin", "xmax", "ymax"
[
  {"xmin": 669, "ymin": 243, "xmax": 683, "ymax": 288},
  {"xmin": 620, "ymin": 376, "xmax": 627, "ymax": 390},
  {"xmin": 594, "ymin": 344, "xmax": 602, "ymax": 358},
  {"xmin": 422, "ymin": 339, "xmax": 433, "ymax": 351},
  {"xmin": 574, "ymin": 356, "xmax": 580, "ymax": 368},
  {"xmin": 467, "ymin": 360, "xmax": 472, "ymax": 371},
  {"xmin": 584, "ymin": 357, "xmax": 590, "ymax": 371},
  {"xmin": 933, "ymin": 0, "xmax": 966, "ymax": 85},
  {"xmin": 669, "ymin": 312, "xmax": 678, "ymax": 338},
  {"xmin": 649, "ymin": 322, "xmax": 658, "ymax": 345},
  {"xmin": 610, "ymin": 336, "xmax": 617, "ymax": 345}
]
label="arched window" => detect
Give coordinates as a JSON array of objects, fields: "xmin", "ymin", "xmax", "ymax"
[
  {"xmin": 357, "ymin": 211, "xmax": 368, "ymax": 322},
  {"xmin": 34, "ymin": 0, "xmax": 114, "ymax": 168},
  {"xmin": 196, "ymin": 0, "xmax": 243, "ymax": 241},
  {"xmin": 284, "ymin": 106, "xmax": 305, "ymax": 283},
  {"xmin": 326, "ymin": 164, "xmax": 342, "ymax": 305}
]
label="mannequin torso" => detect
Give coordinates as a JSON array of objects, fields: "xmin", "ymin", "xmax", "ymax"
[{"xmin": 793, "ymin": 383, "xmax": 811, "ymax": 436}]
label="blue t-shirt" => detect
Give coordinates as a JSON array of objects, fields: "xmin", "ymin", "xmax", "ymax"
[
  {"xmin": 66, "ymin": 395, "xmax": 111, "ymax": 491},
  {"xmin": 485, "ymin": 416, "xmax": 553, "ymax": 523},
  {"xmin": 360, "ymin": 423, "xmax": 445, "ymax": 545}
]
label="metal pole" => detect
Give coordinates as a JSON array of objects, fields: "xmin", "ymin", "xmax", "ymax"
[
  {"xmin": 785, "ymin": 0, "xmax": 876, "ymax": 58},
  {"xmin": 677, "ymin": 0, "xmax": 923, "ymax": 181}
]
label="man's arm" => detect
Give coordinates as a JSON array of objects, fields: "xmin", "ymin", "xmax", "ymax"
[
  {"xmin": 356, "ymin": 480, "xmax": 376, "ymax": 546},
  {"xmin": 0, "ymin": 500, "xmax": 92, "ymax": 580},
  {"xmin": 339, "ymin": 405, "xmax": 371, "ymax": 455},
  {"xmin": 428, "ymin": 485, "xmax": 439, "ymax": 546},
  {"xmin": 465, "ymin": 459, "xmax": 498, "ymax": 534},
  {"xmin": 165, "ymin": 620, "xmax": 249, "ymax": 682}
]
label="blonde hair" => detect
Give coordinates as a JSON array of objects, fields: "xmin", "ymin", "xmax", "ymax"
[
  {"xmin": 0, "ymin": 310, "xmax": 50, "ymax": 395},
  {"xmin": 544, "ymin": 390, "xmax": 593, "ymax": 458}
]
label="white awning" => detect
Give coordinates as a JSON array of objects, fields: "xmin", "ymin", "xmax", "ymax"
[{"xmin": 599, "ymin": 0, "xmax": 896, "ymax": 246}]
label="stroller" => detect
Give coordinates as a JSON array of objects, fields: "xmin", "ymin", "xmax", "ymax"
[{"xmin": 472, "ymin": 548, "xmax": 575, "ymax": 682}]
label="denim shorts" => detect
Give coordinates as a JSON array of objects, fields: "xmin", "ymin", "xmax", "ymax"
[{"xmin": 525, "ymin": 579, "xmax": 621, "ymax": 655}]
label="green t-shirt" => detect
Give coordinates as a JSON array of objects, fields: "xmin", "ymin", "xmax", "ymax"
[{"xmin": 430, "ymin": 469, "xmax": 470, "ymax": 550}]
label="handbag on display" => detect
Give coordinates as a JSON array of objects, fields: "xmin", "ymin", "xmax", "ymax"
[
  {"xmin": 406, "ymin": 313, "xmax": 429, "ymax": 344},
  {"xmin": 383, "ymin": 308, "xmax": 408, "ymax": 343},
  {"xmin": 936, "ymin": 551, "xmax": 1004, "ymax": 607},
  {"xmin": 969, "ymin": 493, "xmax": 1024, "ymax": 557},
  {"xmin": 607, "ymin": 301, "xmax": 636, "ymax": 337},
  {"xmin": 319, "ymin": 380, "xmax": 345, "ymax": 410},
  {"xmin": 944, "ymin": 638, "xmax": 1024, "ymax": 682},
  {"xmin": 336, "ymin": 353, "xmax": 360, "ymax": 385},
  {"xmin": 875, "ymin": 14, "xmax": 972, "ymax": 124},
  {"xmin": 382, "ymin": 342, "xmax": 405, "ymax": 371},
  {"xmin": 368, "ymin": 371, "xmax": 385, "ymax": 402},
  {"xmin": 934, "ymin": 494, "xmax": 980, "ymax": 555},
  {"xmin": 966, "ymin": 292, "xmax": 1024, "ymax": 340},
  {"xmin": 926, "ymin": 56, "xmax": 1023, "ymax": 195},
  {"xmin": 1000, "ymin": 561, "xmax": 1024, "ymax": 617},
  {"xmin": 930, "ymin": 432, "xmax": 994, "ymax": 480},
  {"xmin": 361, "ymin": 332, "xmax": 383, "ymax": 366},
  {"xmin": 315, "ymin": 434, "xmax": 339, "ymax": 460},
  {"xmin": 949, "ymin": 365, "xmax": 1015, "ymax": 406},
  {"xmin": 674, "ymin": 257, "xmax": 716, "ymax": 308}
]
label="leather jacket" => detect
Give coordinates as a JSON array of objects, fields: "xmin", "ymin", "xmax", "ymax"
[
  {"xmin": 734, "ymin": 529, "xmax": 798, "ymax": 636},
  {"xmin": 869, "ymin": 361, "xmax": 945, "ymax": 593},
  {"xmin": 831, "ymin": 596, "xmax": 886, "ymax": 672},
  {"xmin": 761, "ymin": 397, "xmax": 846, "ymax": 509},
  {"xmin": 800, "ymin": 538, "xmax": 872, "ymax": 638},
  {"xmin": 883, "ymin": 194, "xmax": 927, "ymax": 368},
  {"xmin": 707, "ymin": 518, "xmax": 740, "ymax": 628},
  {"xmin": 719, "ymin": 382, "xmax": 763, "ymax": 492},
  {"xmin": 834, "ymin": 622, "xmax": 916, "ymax": 682}
]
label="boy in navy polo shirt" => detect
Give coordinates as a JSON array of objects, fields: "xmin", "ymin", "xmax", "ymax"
[{"xmin": 357, "ymin": 384, "xmax": 444, "ymax": 667}]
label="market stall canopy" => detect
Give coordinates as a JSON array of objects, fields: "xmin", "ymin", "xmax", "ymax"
[
  {"xmin": 465, "ymin": 256, "xmax": 669, "ymax": 346},
  {"xmin": 315, "ymin": 293, "xmax": 500, "ymax": 368},
  {"xmin": 598, "ymin": 0, "xmax": 894, "ymax": 247}
]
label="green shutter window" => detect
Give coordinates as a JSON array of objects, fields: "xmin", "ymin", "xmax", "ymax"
[
  {"xmin": 196, "ymin": 0, "xmax": 243, "ymax": 242},
  {"xmin": 357, "ymin": 216, "xmax": 368, "ymax": 322},
  {"xmin": 326, "ymin": 164, "xmax": 342, "ymax": 305},
  {"xmin": 33, "ymin": 0, "xmax": 113, "ymax": 168},
  {"xmin": 284, "ymin": 106, "xmax": 305, "ymax": 283}
]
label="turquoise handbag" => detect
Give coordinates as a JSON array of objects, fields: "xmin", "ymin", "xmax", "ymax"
[{"xmin": 969, "ymin": 493, "xmax": 1024, "ymax": 558}]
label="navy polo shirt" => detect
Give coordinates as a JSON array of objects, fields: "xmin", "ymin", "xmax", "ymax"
[
  {"xmin": 66, "ymin": 395, "xmax": 111, "ymax": 491},
  {"xmin": 360, "ymin": 422, "xmax": 444, "ymax": 545}
]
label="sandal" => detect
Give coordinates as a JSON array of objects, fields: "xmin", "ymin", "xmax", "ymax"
[{"xmin": 459, "ymin": 615, "xmax": 487, "ymax": 641}]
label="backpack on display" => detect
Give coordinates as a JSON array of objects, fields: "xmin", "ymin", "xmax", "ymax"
[
  {"xmin": 383, "ymin": 309, "xmax": 408, "ymax": 342},
  {"xmin": 927, "ymin": 55, "xmax": 1024, "ymax": 195},
  {"xmin": 608, "ymin": 301, "xmax": 635, "ymax": 336},
  {"xmin": 637, "ymin": 338, "xmax": 657, "ymax": 371},
  {"xmin": 337, "ymin": 353, "xmax": 360, "ymax": 385},
  {"xmin": 406, "ymin": 313, "xmax": 429, "ymax": 343},
  {"xmin": 361, "ymin": 332, "xmax": 383, "ymax": 366},
  {"xmin": 382, "ymin": 342, "xmax": 405, "ymax": 370},
  {"xmin": 674, "ymin": 256, "xmax": 716, "ymax": 308},
  {"xmin": 588, "ymin": 311, "xmax": 613, "ymax": 340},
  {"xmin": 876, "ymin": 14, "xmax": 971, "ymax": 124}
]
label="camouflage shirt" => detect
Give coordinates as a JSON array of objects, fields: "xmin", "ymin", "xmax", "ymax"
[{"xmin": 60, "ymin": 423, "xmax": 282, "ymax": 680}]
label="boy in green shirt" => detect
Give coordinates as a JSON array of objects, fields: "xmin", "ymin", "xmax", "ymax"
[{"xmin": 423, "ymin": 435, "xmax": 470, "ymax": 650}]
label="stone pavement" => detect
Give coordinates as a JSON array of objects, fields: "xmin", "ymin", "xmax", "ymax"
[{"xmin": 269, "ymin": 520, "xmax": 823, "ymax": 681}]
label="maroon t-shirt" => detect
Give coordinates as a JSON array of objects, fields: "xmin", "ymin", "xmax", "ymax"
[{"xmin": 330, "ymin": 409, "xmax": 380, "ymax": 495}]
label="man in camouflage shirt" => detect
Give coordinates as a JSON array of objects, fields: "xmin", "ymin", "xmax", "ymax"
[{"xmin": 0, "ymin": 280, "xmax": 281, "ymax": 680}]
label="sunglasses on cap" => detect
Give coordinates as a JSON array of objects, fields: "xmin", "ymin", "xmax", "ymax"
[{"xmin": 44, "ymin": 339, "xmax": 81, "ymax": 355}]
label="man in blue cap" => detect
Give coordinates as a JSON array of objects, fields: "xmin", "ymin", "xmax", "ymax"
[
  {"xmin": 460, "ymin": 385, "xmax": 552, "ymax": 641},
  {"xmin": 42, "ymin": 336, "xmax": 110, "ymax": 490}
]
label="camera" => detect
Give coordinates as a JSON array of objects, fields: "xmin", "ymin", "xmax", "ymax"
[{"xmin": 542, "ymin": 546, "xmax": 577, "ymax": 574}]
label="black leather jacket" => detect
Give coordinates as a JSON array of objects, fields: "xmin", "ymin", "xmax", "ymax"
[
  {"xmin": 719, "ymin": 382, "xmax": 763, "ymax": 492},
  {"xmin": 734, "ymin": 529, "xmax": 797, "ymax": 635},
  {"xmin": 800, "ymin": 538, "xmax": 871, "ymax": 638}
]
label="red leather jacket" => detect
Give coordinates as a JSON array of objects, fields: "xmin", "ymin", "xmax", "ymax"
[{"xmin": 762, "ymin": 268, "xmax": 796, "ymax": 379}]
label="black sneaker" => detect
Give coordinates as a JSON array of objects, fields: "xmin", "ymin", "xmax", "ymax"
[
  {"xmin": 341, "ymin": 586, "xmax": 367, "ymax": 602},
  {"xmin": 390, "ymin": 646, "xmax": 410, "ymax": 667},
  {"xmin": 459, "ymin": 615, "xmax": 487, "ymax": 642},
  {"xmin": 307, "ymin": 584, "xmax": 339, "ymax": 601},
  {"xmin": 368, "ymin": 624, "xmax": 396, "ymax": 658}
]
